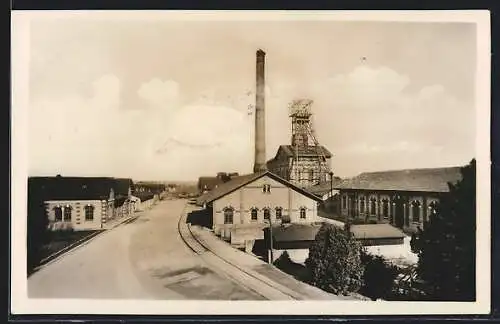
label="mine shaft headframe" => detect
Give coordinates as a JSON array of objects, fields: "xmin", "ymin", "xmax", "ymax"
[{"xmin": 288, "ymin": 99, "xmax": 314, "ymax": 118}]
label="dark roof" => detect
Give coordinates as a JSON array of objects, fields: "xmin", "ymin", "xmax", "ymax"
[
  {"xmin": 307, "ymin": 179, "xmax": 344, "ymax": 197},
  {"xmin": 272, "ymin": 223, "xmax": 405, "ymax": 243},
  {"xmin": 197, "ymin": 176, "xmax": 226, "ymax": 191},
  {"xmin": 268, "ymin": 145, "xmax": 332, "ymax": 163},
  {"xmin": 133, "ymin": 192, "xmax": 155, "ymax": 202},
  {"xmin": 349, "ymin": 224, "xmax": 405, "ymax": 240},
  {"xmin": 272, "ymin": 223, "xmax": 323, "ymax": 242},
  {"xmin": 196, "ymin": 171, "xmax": 323, "ymax": 206},
  {"xmin": 114, "ymin": 178, "xmax": 134, "ymax": 197},
  {"xmin": 335, "ymin": 167, "xmax": 463, "ymax": 193},
  {"xmin": 134, "ymin": 182, "xmax": 165, "ymax": 193},
  {"xmin": 28, "ymin": 176, "xmax": 133, "ymax": 201}
]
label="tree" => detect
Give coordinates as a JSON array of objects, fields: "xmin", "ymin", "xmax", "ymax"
[
  {"xmin": 411, "ymin": 159, "xmax": 476, "ymax": 301},
  {"xmin": 305, "ymin": 224, "xmax": 364, "ymax": 295},
  {"xmin": 26, "ymin": 185, "xmax": 50, "ymax": 275},
  {"xmin": 360, "ymin": 250, "xmax": 400, "ymax": 300}
]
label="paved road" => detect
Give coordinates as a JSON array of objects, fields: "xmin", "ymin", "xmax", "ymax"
[{"xmin": 28, "ymin": 199, "xmax": 264, "ymax": 300}]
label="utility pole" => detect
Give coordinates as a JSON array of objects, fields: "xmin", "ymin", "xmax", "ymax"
[{"xmin": 268, "ymin": 218, "xmax": 273, "ymax": 264}]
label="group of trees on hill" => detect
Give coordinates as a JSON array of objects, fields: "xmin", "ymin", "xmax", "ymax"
[{"xmin": 305, "ymin": 159, "xmax": 476, "ymax": 301}]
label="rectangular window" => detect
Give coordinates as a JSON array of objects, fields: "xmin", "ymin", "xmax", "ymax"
[
  {"xmin": 224, "ymin": 208, "xmax": 234, "ymax": 224},
  {"xmin": 264, "ymin": 209, "xmax": 270, "ymax": 220},
  {"xmin": 54, "ymin": 207, "xmax": 62, "ymax": 222},
  {"xmin": 85, "ymin": 205, "xmax": 94, "ymax": 221},
  {"xmin": 63, "ymin": 207, "xmax": 72, "ymax": 221},
  {"xmin": 275, "ymin": 207, "xmax": 282, "ymax": 219},
  {"xmin": 251, "ymin": 209, "xmax": 258, "ymax": 221}
]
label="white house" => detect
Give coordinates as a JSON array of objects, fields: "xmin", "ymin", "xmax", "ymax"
[
  {"xmin": 196, "ymin": 171, "xmax": 323, "ymax": 252},
  {"xmin": 28, "ymin": 176, "xmax": 134, "ymax": 231}
]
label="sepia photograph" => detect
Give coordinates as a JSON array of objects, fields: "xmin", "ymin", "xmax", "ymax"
[{"xmin": 11, "ymin": 10, "xmax": 490, "ymax": 315}]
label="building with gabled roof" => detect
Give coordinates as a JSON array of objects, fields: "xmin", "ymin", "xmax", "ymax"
[
  {"xmin": 196, "ymin": 170, "xmax": 323, "ymax": 252},
  {"xmin": 335, "ymin": 166, "xmax": 464, "ymax": 232},
  {"xmin": 28, "ymin": 175, "xmax": 135, "ymax": 231}
]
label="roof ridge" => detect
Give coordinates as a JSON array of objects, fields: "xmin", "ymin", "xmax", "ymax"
[{"xmin": 359, "ymin": 166, "xmax": 462, "ymax": 175}]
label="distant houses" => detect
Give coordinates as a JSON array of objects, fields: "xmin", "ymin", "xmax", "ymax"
[
  {"xmin": 132, "ymin": 182, "xmax": 166, "ymax": 210},
  {"xmin": 197, "ymin": 172, "xmax": 239, "ymax": 194},
  {"xmin": 335, "ymin": 166, "xmax": 463, "ymax": 232},
  {"xmin": 28, "ymin": 176, "xmax": 135, "ymax": 231}
]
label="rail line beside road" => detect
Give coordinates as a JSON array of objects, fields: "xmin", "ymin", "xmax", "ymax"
[{"xmin": 178, "ymin": 205, "xmax": 303, "ymax": 300}]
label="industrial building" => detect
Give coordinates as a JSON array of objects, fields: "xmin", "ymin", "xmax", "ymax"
[
  {"xmin": 266, "ymin": 99, "xmax": 334, "ymax": 189},
  {"xmin": 195, "ymin": 49, "xmax": 326, "ymax": 253},
  {"xmin": 196, "ymin": 170, "xmax": 323, "ymax": 252},
  {"xmin": 335, "ymin": 166, "xmax": 463, "ymax": 232}
]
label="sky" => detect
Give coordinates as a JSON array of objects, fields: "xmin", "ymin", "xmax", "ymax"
[{"xmin": 26, "ymin": 16, "xmax": 477, "ymax": 181}]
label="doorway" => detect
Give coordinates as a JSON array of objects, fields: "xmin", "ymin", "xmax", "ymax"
[
  {"xmin": 348, "ymin": 195, "xmax": 356, "ymax": 219},
  {"xmin": 393, "ymin": 195, "xmax": 405, "ymax": 228}
]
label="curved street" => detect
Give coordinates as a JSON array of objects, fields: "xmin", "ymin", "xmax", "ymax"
[{"xmin": 27, "ymin": 199, "xmax": 264, "ymax": 300}]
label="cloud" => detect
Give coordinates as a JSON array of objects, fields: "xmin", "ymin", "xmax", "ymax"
[
  {"xmin": 151, "ymin": 104, "xmax": 253, "ymax": 179},
  {"xmin": 29, "ymin": 74, "xmax": 131, "ymax": 176},
  {"xmin": 29, "ymin": 74, "xmax": 254, "ymax": 180},
  {"xmin": 340, "ymin": 141, "xmax": 444, "ymax": 155},
  {"xmin": 306, "ymin": 65, "xmax": 474, "ymax": 176},
  {"xmin": 137, "ymin": 78, "xmax": 180, "ymax": 110},
  {"xmin": 28, "ymin": 66, "xmax": 475, "ymax": 180}
]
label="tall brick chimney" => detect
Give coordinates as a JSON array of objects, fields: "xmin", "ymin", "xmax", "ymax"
[{"xmin": 253, "ymin": 49, "xmax": 267, "ymax": 173}]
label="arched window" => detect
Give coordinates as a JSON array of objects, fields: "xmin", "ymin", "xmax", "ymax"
[
  {"xmin": 275, "ymin": 207, "xmax": 282, "ymax": 219},
  {"xmin": 370, "ymin": 198, "xmax": 377, "ymax": 215},
  {"xmin": 84, "ymin": 205, "xmax": 95, "ymax": 221},
  {"xmin": 382, "ymin": 199, "xmax": 389, "ymax": 219},
  {"xmin": 223, "ymin": 207, "xmax": 234, "ymax": 224},
  {"xmin": 360, "ymin": 197, "xmax": 365, "ymax": 213},
  {"xmin": 263, "ymin": 208, "xmax": 270, "ymax": 220},
  {"xmin": 300, "ymin": 207, "xmax": 307, "ymax": 219},
  {"xmin": 63, "ymin": 206, "xmax": 72, "ymax": 221},
  {"xmin": 250, "ymin": 208, "xmax": 258, "ymax": 221},
  {"xmin": 54, "ymin": 206, "xmax": 62, "ymax": 222},
  {"xmin": 412, "ymin": 200, "xmax": 421, "ymax": 222}
]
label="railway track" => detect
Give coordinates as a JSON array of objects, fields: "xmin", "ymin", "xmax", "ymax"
[{"xmin": 177, "ymin": 205, "xmax": 301, "ymax": 300}]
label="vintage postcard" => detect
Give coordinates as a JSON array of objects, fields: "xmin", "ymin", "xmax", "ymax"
[{"xmin": 11, "ymin": 10, "xmax": 491, "ymax": 315}]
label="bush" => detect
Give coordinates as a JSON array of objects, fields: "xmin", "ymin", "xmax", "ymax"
[
  {"xmin": 359, "ymin": 250, "xmax": 400, "ymax": 300},
  {"xmin": 27, "ymin": 196, "xmax": 49, "ymax": 275},
  {"xmin": 274, "ymin": 251, "xmax": 293, "ymax": 268},
  {"xmin": 305, "ymin": 224, "xmax": 364, "ymax": 295}
]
